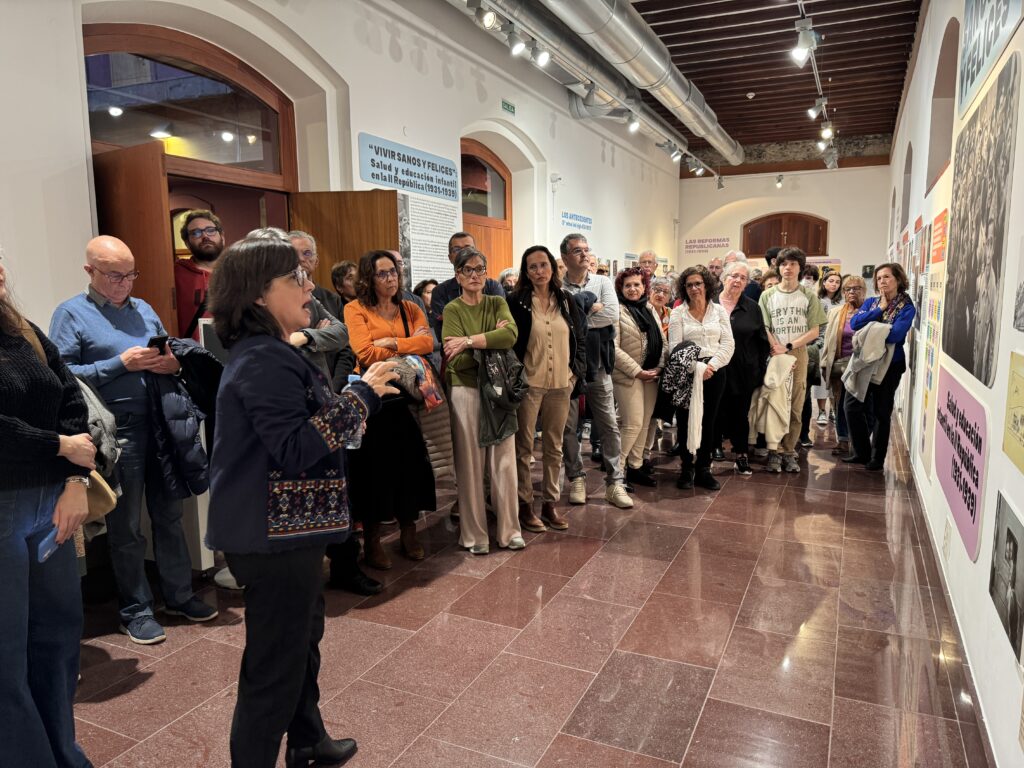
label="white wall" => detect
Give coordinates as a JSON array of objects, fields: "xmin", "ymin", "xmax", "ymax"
[
  {"xmin": 892, "ymin": 2, "xmax": 1024, "ymax": 766},
  {"xmin": 677, "ymin": 165, "xmax": 891, "ymax": 280},
  {"xmin": 1, "ymin": 0, "xmax": 680, "ymax": 322},
  {"xmin": 0, "ymin": 0, "xmax": 96, "ymax": 326}
]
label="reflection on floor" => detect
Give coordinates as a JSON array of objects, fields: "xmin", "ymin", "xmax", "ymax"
[{"xmin": 74, "ymin": 425, "xmax": 993, "ymax": 767}]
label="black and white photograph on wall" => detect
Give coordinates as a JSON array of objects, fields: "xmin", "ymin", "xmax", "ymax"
[
  {"xmin": 943, "ymin": 53, "xmax": 1020, "ymax": 388},
  {"xmin": 397, "ymin": 192, "xmax": 411, "ymax": 265},
  {"xmin": 1015, "ymin": 235, "xmax": 1024, "ymax": 332},
  {"xmin": 989, "ymin": 492, "xmax": 1024, "ymax": 664}
]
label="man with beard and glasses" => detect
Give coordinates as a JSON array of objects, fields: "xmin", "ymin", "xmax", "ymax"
[{"xmin": 175, "ymin": 210, "xmax": 225, "ymax": 340}]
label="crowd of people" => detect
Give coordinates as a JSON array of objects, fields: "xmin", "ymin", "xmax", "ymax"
[{"xmin": 0, "ymin": 216, "xmax": 916, "ymax": 768}]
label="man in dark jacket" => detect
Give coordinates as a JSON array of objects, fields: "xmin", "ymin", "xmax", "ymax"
[{"xmin": 50, "ymin": 236, "xmax": 216, "ymax": 645}]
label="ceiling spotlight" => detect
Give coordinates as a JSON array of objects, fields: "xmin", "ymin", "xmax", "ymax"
[
  {"xmin": 246, "ymin": 134, "xmax": 257, "ymax": 145},
  {"xmin": 469, "ymin": 0, "xmax": 499, "ymax": 29},
  {"xmin": 820, "ymin": 121, "xmax": 834, "ymax": 140},
  {"xmin": 220, "ymin": 131, "xmax": 235, "ymax": 142},
  {"xmin": 671, "ymin": 148, "xmax": 683, "ymax": 163},
  {"xmin": 776, "ymin": 174, "xmax": 784, "ymax": 189},
  {"xmin": 816, "ymin": 140, "xmax": 828, "ymax": 152},
  {"xmin": 504, "ymin": 26, "xmax": 527, "ymax": 56},
  {"xmin": 694, "ymin": 164, "xmax": 705, "ymax": 176},
  {"xmin": 685, "ymin": 157, "xmax": 706, "ymax": 176},
  {"xmin": 823, "ymin": 148, "xmax": 839, "ymax": 169},
  {"xmin": 807, "ymin": 97, "xmax": 827, "ymax": 120},
  {"xmin": 149, "ymin": 127, "xmax": 172, "ymax": 139},
  {"xmin": 716, "ymin": 175, "xmax": 725, "ymax": 190},
  {"xmin": 531, "ymin": 45, "xmax": 550, "ymax": 67},
  {"xmin": 627, "ymin": 114, "xmax": 640, "ymax": 133},
  {"xmin": 107, "ymin": 106, "xmax": 124, "ymax": 117},
  {"xmin": 746, "ymin": 92, "xmax": 756, "ymax": 100},
  {"xmin": 791, "ymin": 18, "xmax": 817, "ymax": 68}
]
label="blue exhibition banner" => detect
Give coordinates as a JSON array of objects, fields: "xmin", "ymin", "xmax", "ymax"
[
  {"xmin": 358, "ymin": 133, "xmax": 459, "ymax": 202},
  {"xmin": 959, "ymin": 0, "xmax": 1024, "ymax": 115}
]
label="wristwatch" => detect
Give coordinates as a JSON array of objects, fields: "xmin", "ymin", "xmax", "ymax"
[
  {"xmin": 66, "ymin": 475, "xmax": 91, "ymax": 488},
  {"xmin": 785, "ymin": 342, "xmax": 794, "ymax": 351}
]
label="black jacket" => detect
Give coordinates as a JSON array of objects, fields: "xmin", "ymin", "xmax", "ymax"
[
  {"xmin": 507, "ymin": 289, "xmax": 588, "ymax": 399},
  {"xmin": 146, "ymin": 340, "xmax": 216, "ymax": 499},
  {"xmin": 718, "ymin": 295, "xmax": 770, "ymax": 396}
]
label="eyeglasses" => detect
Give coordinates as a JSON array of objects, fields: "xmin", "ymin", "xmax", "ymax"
[
  {"xmin": 92, "ymin": 268, "xmax": 140, "ymax": 284},
  {"xmin": 685, "ymin": 281, "xmax": 704, "ymax": 290},
  {"xmin": 652, "ymin": 288, "xmax": 671, "ymax": 295},
  {"xmin": 458, "ymin": 265, "xmax": 487, "ymax": 277},
  {"xmin": 374, "ymin": 268, "xmax": 398, "ymax": 281},
  {"xmin": 297, "ymin": 249, "xmax": 317, "ymax": 262},
  {"xmin": 187, "ymin": 226, "xmax": 221, "ymax": 240},
  {"xmin": 843, "ymin": 286, "xmax": 864, "ymax": 293},
  {"xmin": 569, "ymin": 247, "xmax": 591, "ymax": 256},
  {"xmin": 278, "ymin": 267, "xmax": 308, "ymax": 286}
]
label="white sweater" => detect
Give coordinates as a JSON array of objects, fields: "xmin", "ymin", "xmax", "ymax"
[{"xmin": 668, "ymin": 301, "xmax": 735, "ymax": 372}]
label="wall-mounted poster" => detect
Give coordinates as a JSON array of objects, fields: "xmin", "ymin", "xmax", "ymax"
[
  {"xmin": 1016, "ymin": 236, "xmax": 1024, "ymax": 332},
  {"xmin": 989, "ymin": 492, "xmax": 1024, "ymax": 665},
  {"xmin": 397, "ymin": 192, "xmax": 460, "ymax": 285},
  {"xmin": 920, "ymin": 260, "xmax": 947, "ymax": 478},
  {"xmin": 943, "ymin": 53, "xmax": 1020, "ymax": 388},
  {"xmin": 960, "ymin": 0, "xmax": 1024, "ymax": 115},
  {"xmin": 1005, "ymin": 351, "xmax": 1024, "ymax": 476},
  {"xmin": 936, "ymin": 366, "xmax": 989, "ymax": 561}
]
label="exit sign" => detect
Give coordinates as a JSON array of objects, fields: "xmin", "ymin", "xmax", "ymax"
[{"xmin": 501, "ymin": 99, "xmax": 516, "ymax": 116}]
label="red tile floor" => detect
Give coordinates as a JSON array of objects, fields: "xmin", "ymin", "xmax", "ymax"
[{"xmin": 74, "ymin": 426, "xmax": 995, "ymax": 767}]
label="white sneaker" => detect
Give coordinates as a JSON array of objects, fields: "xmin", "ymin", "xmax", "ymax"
[
  {"xmin": 816, "ymin": 412, "xmax": 828, "ymax": 425},
  {"xmin": 605, "ymin": 483, "xmax": 634, "ymax": 509},
  {"xmin": 569, "ymin": 476, "xmax": 587, "ymax": 505}
]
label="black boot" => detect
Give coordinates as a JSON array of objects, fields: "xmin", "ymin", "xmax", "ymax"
[
  {"xmin": 694, "ymin": 468, "xmax": 721, "ymax": 491},
  {"xmin": 676, "ymin": 467, "xmax": 695, "ymax": 490},
  {"xmin": 286, "ymin": 736, "xmax": 358, "ymax": 767},
  {"xmin": 626, "ymin": 466, "xmax": 657, "ymax": 487},
  {"xmin": 328, "ymin": 564, "xmax": 383, "ymax": 596}
]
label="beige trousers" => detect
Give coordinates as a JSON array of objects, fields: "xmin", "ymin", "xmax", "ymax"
[
  {"xmin": 515, "ymin": 385, "xmax": 572, "ymax": 504},
  {"xmin": 614, "ymin": 378, "xmax": 659, "ymax": 470},
  {"xmin": 450, "ymin": 386, "xmax": 521, "ymax": 548},
  {"xmin": 780, "ymin": 346, "xmax": 809, "ymax": 455}
]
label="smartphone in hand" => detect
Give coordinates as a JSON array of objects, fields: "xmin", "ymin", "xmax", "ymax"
[
  {"xmin": 147, "ymin": 335, "xmax": 169, "ymax": 353},
  {"xmin": 37, "ymin": 526, "xmax": 60, "ymax": 563}
]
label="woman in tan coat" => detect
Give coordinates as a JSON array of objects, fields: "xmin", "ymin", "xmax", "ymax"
[{"xmin": 613, "ymin": 267, "xmax": 666, "ymax": 487}]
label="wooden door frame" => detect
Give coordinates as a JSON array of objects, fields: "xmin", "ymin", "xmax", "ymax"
[
  {"xmin": 460, "ymin": 137, "xmax": 512, "ymax": 235},
  {"xmin": 84, "ymin": 23, "xmax": 298, "ymax": 193},
  {"xmin": 741, "ymin": 211, "xmax": 829, "ymax": 256}
]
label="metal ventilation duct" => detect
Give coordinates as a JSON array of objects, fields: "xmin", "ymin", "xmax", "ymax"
[
  {"xmin": 451, "ymin": 0, "xmax": 690, "ymax": 155},
  {"xmin": 536, "ymin": 0, "xmax": 745, "ymax": 165}
]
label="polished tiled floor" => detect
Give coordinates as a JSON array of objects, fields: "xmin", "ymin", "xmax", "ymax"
[{"xmin": 74, "ymin": 424, "xmax": 994, "ymax": 767}]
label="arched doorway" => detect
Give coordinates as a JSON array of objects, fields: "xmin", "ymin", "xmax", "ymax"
[
  {"xmin": 742, "ymin": 212, "xmax": 829, "ymax": 258},
  {"xmin": 926, "ymin": 19, "xmax": 959, "ymax": 192},
  {"xmin": 461, "ymin": 138, "xmax": 513, "ymax": 277}
]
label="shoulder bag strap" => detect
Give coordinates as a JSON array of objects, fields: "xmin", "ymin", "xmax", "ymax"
[
  {"xmin": 184, "ymin": 298, "xmax": 207, "ymax": 340},
  {"xmin": 397, "ymin": 300, "xmax": 411, "ymax": 338}
]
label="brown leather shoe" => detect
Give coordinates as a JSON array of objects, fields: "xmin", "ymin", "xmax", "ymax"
[
  {"xmin": 363, "ymin": 525, "xmax": 392, "ymax": 570},
  {"xmin": 518, "ymin": 501, "xmax": 547, "ymax": 533},
  {"xmin": 400, "ymin": 524, "xmax": 425, "ymax": 561},
  {"xmin": 540, "ymin": 502, "xmax": 568, "ymax": 530}
]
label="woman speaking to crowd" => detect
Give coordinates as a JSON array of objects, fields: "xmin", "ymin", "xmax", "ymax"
[{"xmin": 206, "ymin": 233, "xmax": 398, "ymax": 768}]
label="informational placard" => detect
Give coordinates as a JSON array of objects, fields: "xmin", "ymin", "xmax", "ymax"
[
  {"xmin": 397, "ymin": 192, "xmax": 460, "ymax": 285},
  {"xmin": 931, "ymin": 209, "xmax": 949, "ymax": 263},
  {"xmin": 683, "ymin": 236, "xmax": 730, "ymax": 256},
  {"xmin": 920, "ymin": 261, "xmax": 947, "ymax": 478},
  {"xmin": 959, "ymin": 0, "xmax": 1024, "ymax": 115},
  {"xmin": 1005, "ymin": 351, "xmax": 1024, "ymax": 476},
  {"xmin": 358, "ymin": 133, "xmax": 458, "ymax": 202},
  {"xmin": 560, "ymin": 210, "xmax": 594, "ymax": 232},
  {"xmin": 936, "ymin": 367, "xmax": 988, "ymax": 561}
]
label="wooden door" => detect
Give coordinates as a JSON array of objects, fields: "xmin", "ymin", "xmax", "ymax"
[
  {"xmin": 289, "ymin": 190, "xmax": 399, "ymax": 288},
  {"xmin": 742, "ymin": 212, "xmax": 829, "ymax": 258},
  {"xmin": 461, "ymin": 139, "xmax": 513, "ymax": 277},
  {"xmin": 92, "ymin": 141, "xmax": 177, "ymax": 332}
]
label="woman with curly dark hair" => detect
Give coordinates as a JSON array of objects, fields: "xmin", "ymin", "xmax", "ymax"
[
  {"xmin": 613, "ymin": 267, "xmax": 666, "ymax": 488},
  {"xmin": 668, "ymin": 265, "xmax": 734, "ymax": 489},
  {"xmin": 342, "ymin": 251, "xmax": 436, "ymax": 568}
]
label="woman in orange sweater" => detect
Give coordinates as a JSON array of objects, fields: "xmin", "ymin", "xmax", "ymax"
[{"xmin": 343, "ymin": 251, "xmax": 436, "ymax": 569}]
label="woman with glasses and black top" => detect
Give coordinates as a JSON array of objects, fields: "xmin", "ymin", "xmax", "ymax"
[
  {"xmin": 668, "ymin": 265, "xmax": 735, "ymax": 490},
  {"xmin": 206, "ymin": 234, "xmax": 398, "ymax": 768},
  {"xmin": 343, "ymin": 251, "xmax": 436, "ymax": 569}
]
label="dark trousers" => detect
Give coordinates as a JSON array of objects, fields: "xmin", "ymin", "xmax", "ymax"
[
  {"xmin": 226, "ymin": 546, "xmax": 329, "ymax": 768},
  {"xmin": 676, "ymin": 368, "xmax": 727, "ymax": 470},
  {"xmin": 718, "ymin": 382, "xmax": 757, "ymax": 455},
  {"xmin": 325, "ymin": 536, "xmax": 360, "ymax": 581},
  {"xmin": 844, "ymin": 361, "xmax": 905, "ymax": 465},
  {"xmin": 0, "ymin": 483, "xmax": 91, "ymax": 768}
]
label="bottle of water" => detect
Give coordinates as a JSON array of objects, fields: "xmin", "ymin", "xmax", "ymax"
[{"xmin": 344, "ymin": 374, "xmax": 362, "ymax": 449}]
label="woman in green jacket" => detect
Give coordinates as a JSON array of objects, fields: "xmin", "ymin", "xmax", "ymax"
[{"xmin": 442, "ymin": 246, "xmax": 523, "ymax": 555}]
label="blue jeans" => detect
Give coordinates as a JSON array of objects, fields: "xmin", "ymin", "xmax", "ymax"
[
  {"xmin": 0, "ymin": 483, "xmax": 92, "ymax": 768},
  {"xmin": 107, "ymin": 411, "xmax": 194, "ymax": 623}
]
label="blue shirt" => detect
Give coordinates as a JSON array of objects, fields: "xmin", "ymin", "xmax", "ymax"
[
  {"xmin": 49, "ymin": 288, "xmax": 165, "ymax": 413},
  {"xmin": 849, "ymin": 295, "xmax": 916, "ymax": 367}
]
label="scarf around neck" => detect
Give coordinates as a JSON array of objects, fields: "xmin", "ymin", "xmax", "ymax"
[
  {"xmin": 880, "ymin": 291, "xmax": 909, "ymax": 324},
  {"xmin": 620, "ymin": 294, "xmax": 663, "ymax": 369}
]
